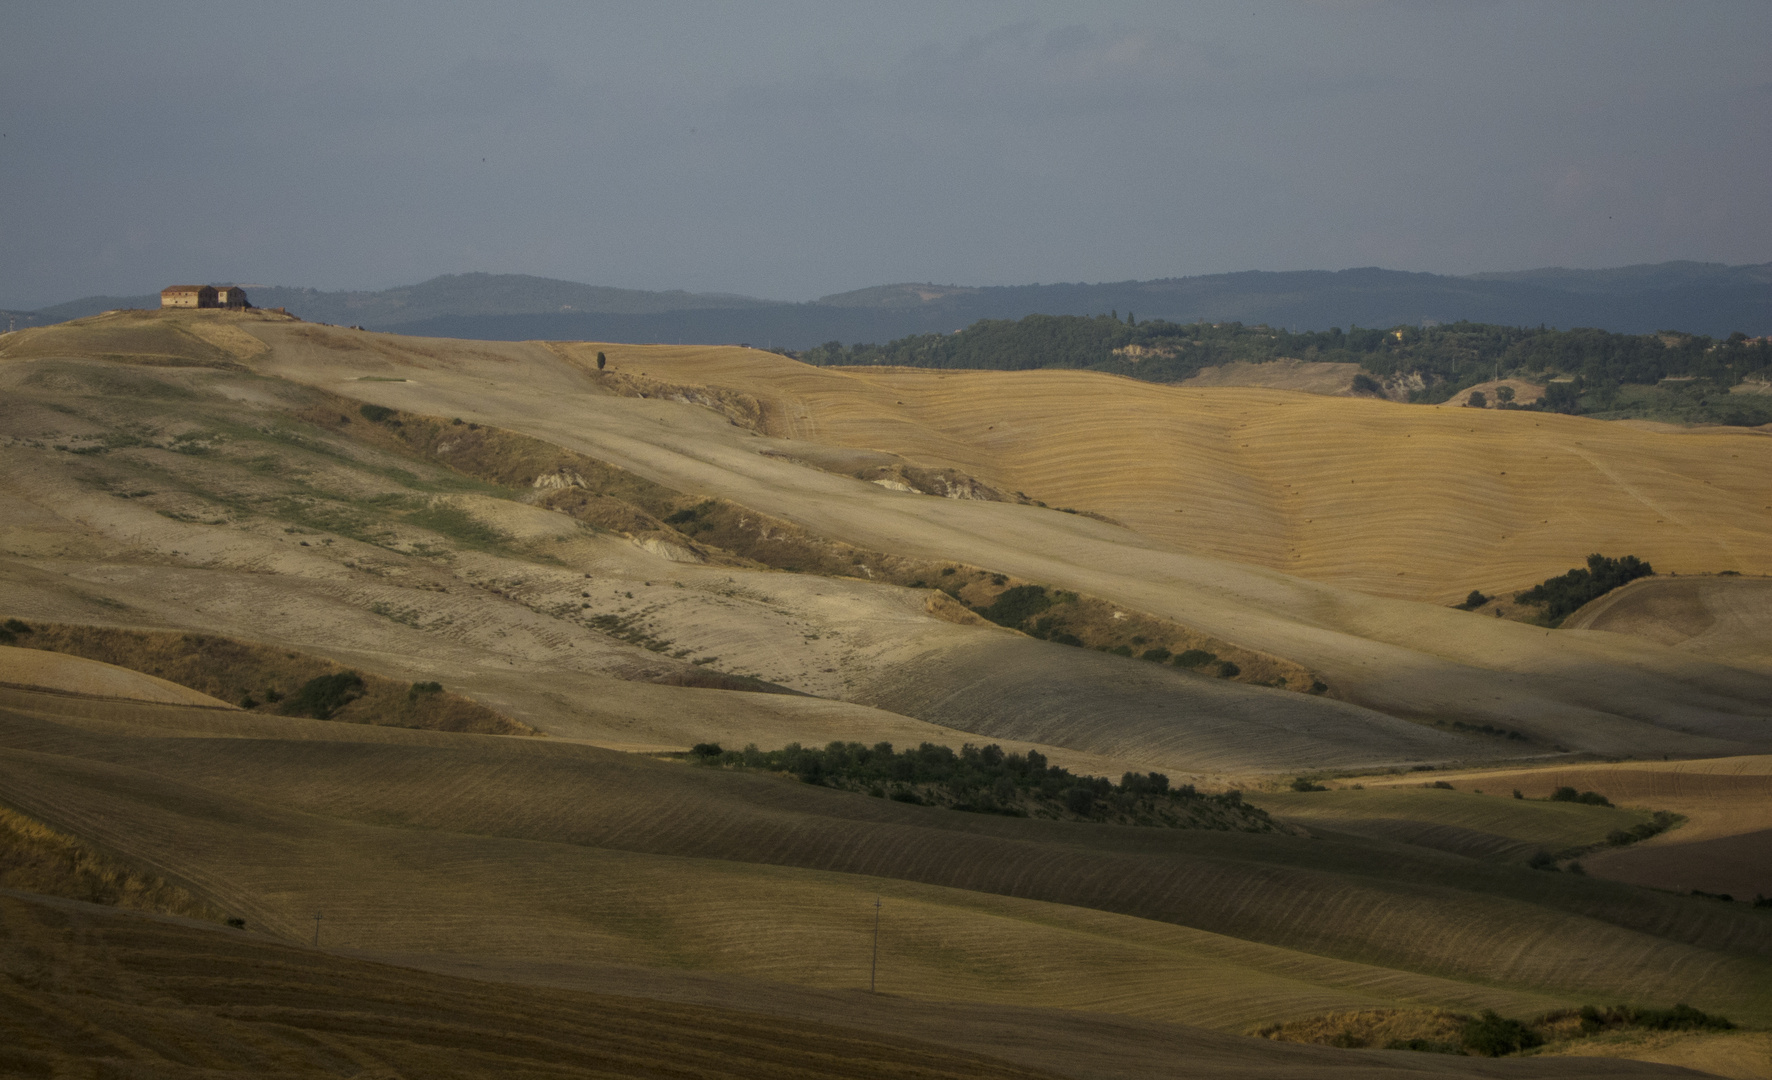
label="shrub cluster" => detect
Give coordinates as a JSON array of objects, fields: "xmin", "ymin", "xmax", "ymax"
[
  {"xmin": 1550, "ymin": 785, "xmax": 1613, "ymax": 807},
  {"xmin": 1449, "ymin": 720, "xmax": 1528, "ymax": 741},
  {"xmin": 279, "ymin": 671, "xmax": 365, "ymax": 720},
  {"xmin": 688, "ymin": 740, "xmax": 1270, "ymax": 828},
  {"xmin": 963, "ymin": 584, "xmax": 1246, "ymax": 678},
  {"xmin": 1515, "ymin": 554, "xmax": 1653, "ymax": 625},
  {"xmin": 1461, "ymin": 1011, "xmax": 1543, "ymax": 1057},
  {"xmin": 1574, "ymin": 1004, "xmax": 1732, "ymax": 1034},
  {"xmin": 1606, "ymin": 811, "xmax": 1676, "ymax": 846}
]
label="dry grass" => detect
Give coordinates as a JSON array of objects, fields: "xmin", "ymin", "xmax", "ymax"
[
  {"xmin": 0, "ymin": 804, "xmax": 220, "ymax": 920},
  {"xmin": 1255, "ymin": 1007, "xmax": 1469, "ymax": 1049},
  {"xmin": 0, "ymin": 308, "xmax": 246, "ymax": 370},
  {"xmin": 0, "ymin": 643, "xmax": 234, "ymax": 706},
  {"xmin": 1534, "ymin": 1029, "xmax": 1772, "ymax": 1080},
  {"xmin": 2, "ymin": 620, "xmax": 535, "ymax": 735}
]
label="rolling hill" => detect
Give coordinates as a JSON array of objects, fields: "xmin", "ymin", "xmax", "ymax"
[
  {"xmin": 7, "ymin": 260, "xmax": 1770, "ymax": 344},
  {"xmin": 1, "ymin": 306, "xmax": 1767, "ymax": 1078}
]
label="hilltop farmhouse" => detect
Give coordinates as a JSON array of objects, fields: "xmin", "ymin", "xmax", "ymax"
[{"xmin": 161, "ymin": 284, "xmax": 250, "ymax": 309}]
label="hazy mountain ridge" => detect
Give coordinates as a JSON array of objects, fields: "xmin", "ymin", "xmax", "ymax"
[{"xmin": 6, "ymin": 261, "xmax": 1768, "ymax": 346}]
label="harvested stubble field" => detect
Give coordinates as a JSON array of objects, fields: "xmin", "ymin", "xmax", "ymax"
[
  {"xmin": 1362, "ymin": 757, "xmax": 1772, "ymax": 903},
  {"xmin": 2, "ymin": 686, "xmax": 1769, "ymax": 1033},
  {"xmin": 7, "ymin": 892, "xmax": 1714, "ymax": 1080},
  {"xmin": 1249, "ymin": 786, "xmax": 1671, "ymax": 863},
  {"xmin": 2, "ymin": 310, "xmax": 1768, "ymax": 1078},
  {"xmin": 1564, "ymin": 574, "xmax": 1772, "ymax": 673},
  {"xmin": 546, "ymin": 342, "xmax": 1772, "ymax": 603}
]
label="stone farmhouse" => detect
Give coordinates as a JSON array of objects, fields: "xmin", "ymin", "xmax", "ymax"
[{"xmin": 160, "ymin": 285, "xmax": 250, "ymax": 309}]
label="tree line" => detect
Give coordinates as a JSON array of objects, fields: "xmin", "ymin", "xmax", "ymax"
[
  {"xmin": 688, "ymin": 740, "xmax": 1273, "ymax": 829},
  {"xmin": 785, "ymin": 313, "xmax": 1772, "ymax": 423}
]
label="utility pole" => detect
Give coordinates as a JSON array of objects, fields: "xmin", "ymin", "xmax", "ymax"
[
  {"xmin": 869, "ymin": 896, "xmax": 882, "ymax": 993},
  {"xmin": 312, "ymin": 911, "xmax": 323, "ymax": 947}
]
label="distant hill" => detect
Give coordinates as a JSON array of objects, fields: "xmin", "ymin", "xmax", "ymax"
[{"xmin": 6, "ymin": 261, "xmax": 1768, "ymax": 345}]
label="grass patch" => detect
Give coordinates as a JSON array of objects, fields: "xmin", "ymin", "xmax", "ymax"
[
  {"xmin": 0, "ymin": 803, "xmax": 222, "ymax": 921},
  {"xmin": 403, "ymin": 502, "xmax": 512, "ymax": 552}
]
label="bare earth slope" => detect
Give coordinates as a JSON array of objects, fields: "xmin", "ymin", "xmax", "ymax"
[{"xmin": 229, "ymin": 322, "xmax": 1771, "ymax": 757}]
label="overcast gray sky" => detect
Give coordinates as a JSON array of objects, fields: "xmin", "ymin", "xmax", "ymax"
[{"xmin": 3, "ymin": 1, "xmax": 1769, "ymax": 308}]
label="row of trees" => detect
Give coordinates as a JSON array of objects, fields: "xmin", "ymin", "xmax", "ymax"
[
  {"xmin": 788, "ymin": 314, "xmax": 1772, "ymax": 421},
  {"xmin": 688, "ymin": 740, "xmax": 1263, "ymax": 824},
  {"xmin": 1515, "ymin": 554, "xmax": 1654, "ymax": 626}
]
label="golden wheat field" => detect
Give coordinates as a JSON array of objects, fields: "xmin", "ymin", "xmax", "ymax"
[
  {"xmin": 2, "ymin": 309, "xmax": 1769, "ymax": 1078},
  {"xmin": 544, "ymin": 341, "xmax": 1772, "ymax": 602}
]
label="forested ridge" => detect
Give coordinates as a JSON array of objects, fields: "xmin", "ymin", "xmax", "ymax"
[{"xmin": 790, "ymin": 314, "xmax": 1772, "ymax": 424}]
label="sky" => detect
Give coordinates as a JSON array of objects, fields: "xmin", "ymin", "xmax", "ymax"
[{"xmin": 3, "ymin": 1, "xmax": 1770, "ymax": 308}]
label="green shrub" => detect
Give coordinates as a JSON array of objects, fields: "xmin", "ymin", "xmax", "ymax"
[
  {"xmin": 358, "ymin": 403, "xmax": 395, "ymax": 423},
  {"xmin": 1550, "ymin": 786, "xmax": 1612, "ymax": 807},
  {"xmin": 1140, "ymin": 647, "xmax": 1172, "ymax": 662},
  {"xmin": 1456, "ymin": 590, "xmax": 1488, "ymax": 610},
  {"xmin": 1578, "ymin": 1003, "xmax": 1732, "ymax": 1033},
  {"xmin": 279, "ymin": 672, "xmax": 365, "ymax": 720},
  {"xmin": 1527, "ymin": 850, "xmax": 1557, "ymax": 871},
  {"xmin": 1173, "ymin": 649, "xmax": 1216, "ymax": 668},
  {"xmin": 1385, "ymin": 1038, "xmax": 1461, "ymax": 1054},
  {"xmin": 407, "ymin": 680, "xmax": 442, "ymax": 701},
  {"xmin": 974, "ymin": 585, "xmax": 1052, "ymax": 628},
  {"xmin": 1290, "ymin": 778, "xmax": 1327, "ymax": 792},
  {"xmin": 1540, "ymin": 380, "xmax": 1583, "ymax": 414},
  {"xmin": 1461, "ymin": 1011, "xmax": 1542, "ymax": 1057},
  {"xmin": 1217, "ymin": 661, "xmax": 1241, "ymax": 678}
]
